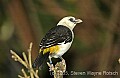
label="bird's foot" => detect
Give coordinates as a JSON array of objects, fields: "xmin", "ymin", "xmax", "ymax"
[{"xmin": 47, "ymin": 62, "xmax": 54, "ymax": 71}]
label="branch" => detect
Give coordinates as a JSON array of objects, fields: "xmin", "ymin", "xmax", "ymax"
[
  {"xmin": 47, "ymin": 59, "xmax": 66, "ymax": 78},
  {"xmin": 10, "ymin": 42, "xmax": 39, "ymax": 78},
  {"xmin": 11, "ymin": 42, "xmax": 67, "ymax": 78}
]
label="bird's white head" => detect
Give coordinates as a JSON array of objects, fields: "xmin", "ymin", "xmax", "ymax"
[{"xmin": 57, "ymin": 16, "xmax": 83, "ymax": 30}]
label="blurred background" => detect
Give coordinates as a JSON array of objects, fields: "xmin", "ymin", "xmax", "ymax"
[{"xmin": 0, "ymin": 0, "xmax": 120, "ymax": 78}]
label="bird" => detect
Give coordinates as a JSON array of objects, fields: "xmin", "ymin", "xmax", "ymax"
[{"xmin": 32, "ymin": 16, "xmax": 83, "ymax": 68}]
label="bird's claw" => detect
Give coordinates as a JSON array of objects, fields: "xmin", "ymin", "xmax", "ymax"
[
  {"xmin": 49, "ymin": 64, "xmax": 54, "ymax": 71},
  {"xmin": 47, "ymin": 62, "xmax": 54, "ymax": 71}
]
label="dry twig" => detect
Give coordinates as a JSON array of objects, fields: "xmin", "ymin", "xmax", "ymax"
[
  {"xmin": 11, "ymin": 42, "xmax": 67, "ymax": 78},
  {"xmin": 47, "ymin": 59, "xmax": 66, "ymax": 78},
  {"xmin": 10, "ymin": 42, "xmax": 39, "ymax": 78}
]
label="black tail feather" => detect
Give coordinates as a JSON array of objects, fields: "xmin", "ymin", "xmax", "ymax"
[{"xmin": 32, "ymin": 52, "xmax": 49, "ymax": 68}]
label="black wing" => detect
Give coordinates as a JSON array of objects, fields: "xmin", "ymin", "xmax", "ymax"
[
  {"xmin": 32, "ymin": 25, "xmax": 73, "ymax": 68},
  {"xmin": 39, "ymin": 25, "xmax": 73, "ymax": 49}
]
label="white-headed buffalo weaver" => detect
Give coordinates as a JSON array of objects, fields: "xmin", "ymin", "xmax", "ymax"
[{"xmin": 32, "ymin": 16, "xmax": 83, "ymax": 68}]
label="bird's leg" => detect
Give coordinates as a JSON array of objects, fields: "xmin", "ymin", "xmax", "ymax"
[
  {"xmin": 49, "ymin": 56, "xmax": 52, "ymax": 64},
  {"xmin": 59, "ymin": 56, "xmax": 64, "ymax": 60},
  {"xmin": 59, "ymin": 56, "xmax": 65, "ymax": 61},
  {"xmin": 59, "ymin": 56, "xmax": 65, "ymax": 64},
  {"xmin": 48, "ymin": 56, "xmax": 54, "ymax": 71}
]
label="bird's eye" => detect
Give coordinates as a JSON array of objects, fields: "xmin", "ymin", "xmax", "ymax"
[{"xmin": 69, "ymin": 18, "xmax": 75, "ymax": 22}]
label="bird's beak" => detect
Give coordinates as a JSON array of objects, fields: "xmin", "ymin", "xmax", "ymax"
[{"xmin": 75, "ymin": 19, "xmax": 83, "ymax": 23}]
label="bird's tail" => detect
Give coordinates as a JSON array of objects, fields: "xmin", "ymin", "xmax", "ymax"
[{"xmin": 32, "ymin": 51, "xmax": 49, "ymax": 68}]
